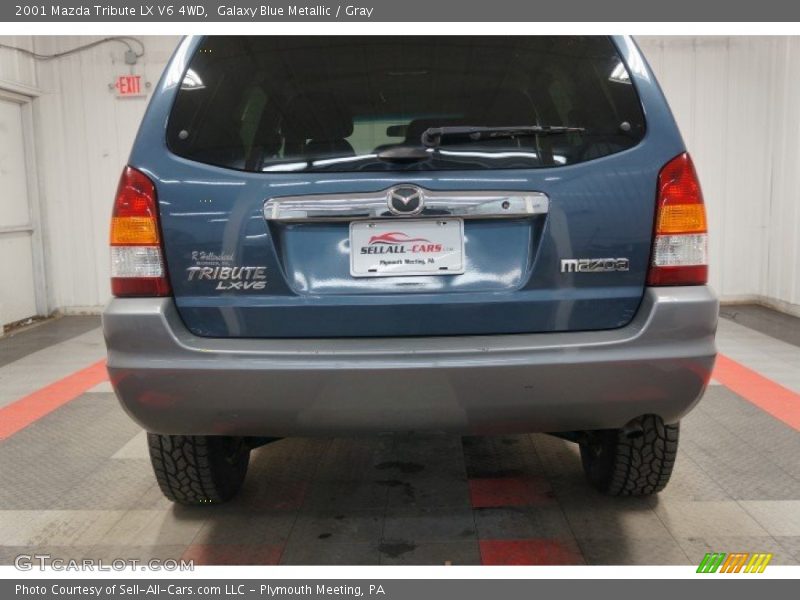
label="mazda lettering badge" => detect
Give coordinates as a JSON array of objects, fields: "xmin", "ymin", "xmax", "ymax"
[{"xmin": 387, "ymin": 186, "xmax": 425, "ymax": 215}]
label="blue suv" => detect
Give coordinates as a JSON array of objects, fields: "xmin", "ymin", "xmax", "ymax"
[{"xmin": 103, "ymin": 35, "xmax": 718, "ymax": 504}]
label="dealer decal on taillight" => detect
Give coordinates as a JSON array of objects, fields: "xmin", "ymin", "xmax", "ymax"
[
  {"xmin": 109, "ymin": 166, "xmax": 171, "ymax": 297},
  {"xmin": 647, "ymin": 153, "xmax": 709, "ymax": 286}
]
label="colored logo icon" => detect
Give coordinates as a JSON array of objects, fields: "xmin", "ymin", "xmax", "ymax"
[{"xmin": 697, "ymin": 552, "xmax": 773, "ymax": 573}]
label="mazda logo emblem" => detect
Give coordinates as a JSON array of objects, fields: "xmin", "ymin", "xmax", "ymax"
[{"xmin": 387, "ymin": 186, "xmax": 424, "ymax": 215}]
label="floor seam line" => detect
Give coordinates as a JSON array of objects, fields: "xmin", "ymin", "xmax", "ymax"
[
  {"xmin": 461, "ymin": 435, "xmax": 483, "ymax": 566},
  {"xmin": 376, "ymin": 435, "xmax": 398, "ymax": 566},
  {"xmin": 537, "ymin": 436, "xmax": 588, "ymax": 566},
  {"xmin": 277, "ymin": 439, "xmax": 330, "ymax": 565},
  {"xmin": 693, "ymin": 399, "xmax": 800, "ymax": 485},
  {"xmin": 735, "ymin": 499, "xmax": 785, "ymax": 547}
]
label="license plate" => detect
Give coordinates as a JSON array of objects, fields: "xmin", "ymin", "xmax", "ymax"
[{"xmin": 350, "ymin": 219, "xmax": 465, "ymax": 277}]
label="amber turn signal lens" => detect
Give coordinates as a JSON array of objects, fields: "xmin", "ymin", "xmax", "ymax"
[
  {"xmin": 655, "ymin": 204, "xmax": 707, "ymax": 234},
  {"xmin": 110, "ymin": 216, "xmax": 159, "ymax": 245}
]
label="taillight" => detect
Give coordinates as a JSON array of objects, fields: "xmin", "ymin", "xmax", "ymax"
[
  {"xmin": 647, "ymin": 153, "xmax": 708, "ymax": 286},
  {"xmin": 110, "ymin": 166, "xmax": 171, "ymax": 297}
]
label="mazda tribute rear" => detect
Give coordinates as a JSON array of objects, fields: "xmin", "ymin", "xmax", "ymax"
[{"xmin": 103, "ymin": 35, "xmax": 718, "ymax": 504}]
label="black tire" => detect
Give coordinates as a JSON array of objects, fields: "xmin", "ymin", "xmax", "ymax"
[
  {"xmin": 579, "ymin": 415, "xmax": 679, "ymax": 496},
  {"xmin": 147, "ymin": 434, "xmax": 251, "ymax": 505}
]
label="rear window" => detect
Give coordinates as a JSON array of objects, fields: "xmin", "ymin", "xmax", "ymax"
[{"xmin": 167, "ymin": 36, "xmax": 645, "ymax": 173}]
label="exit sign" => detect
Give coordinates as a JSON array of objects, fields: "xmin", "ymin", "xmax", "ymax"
[{"xmin": 114, "ymin": 75, "xmax": 146, "ymax": 98}]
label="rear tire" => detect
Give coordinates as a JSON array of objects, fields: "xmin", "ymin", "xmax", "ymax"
[
  {"xmin": 579, "ymin": 415, "xmax": 678, "ymax": 496},
  {"xmin": 147, "ymin": 434, "xmax": 251, "ymax": 505}
]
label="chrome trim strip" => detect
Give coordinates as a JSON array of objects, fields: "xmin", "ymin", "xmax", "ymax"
[{"xmin": 263, "ymin": 188, "xmax": 549, "ymax": 222}]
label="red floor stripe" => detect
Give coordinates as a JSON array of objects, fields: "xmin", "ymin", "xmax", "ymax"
[
  {"xmin": 713, "ymin": 353, "xmax": 800, "ymax": 431},
  {"xmin": 469, "ymin": 476, "xmax": 554, "ymax": 508},
  {"xmin": 479, "ymin": 539, "xmax": 584, "ymax": 565},
  {"xmin": 0, "ymin": 360, "xmax": 108, "ymax": 440}
]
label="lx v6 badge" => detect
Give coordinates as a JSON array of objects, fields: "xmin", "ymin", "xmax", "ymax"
[{"xmin": 186, "ymin": 266, "xmax": 268, "ymax": 290}]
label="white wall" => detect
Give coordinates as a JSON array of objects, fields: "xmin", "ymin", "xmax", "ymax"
[
  {"xmin": 639, "ymin": 36, "xmax": 800, "ymax": 315},
  {"xmin": 29, "ymin": 36, "xmax": 181, "ymax": 313},
  {"xmin": 0, "ymin": 35, "xmax": 798, "ymax": 316},
  {"xmin": 0, "ymin": 36, "xmax": 37, "ymax": 90},
  {"xmin": 0, "ymin": 36, "xmax": 44, "ymax": 331},
  {"xmin": 0, "ymin": 35, "xmax": 180, "ymax": 316},
  {"xmin": 763, "ymin": 38, "xmax": 800, "ymax": 315}
]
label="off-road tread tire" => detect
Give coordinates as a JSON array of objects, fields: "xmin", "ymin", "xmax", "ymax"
[
  {"xmin": 148, "ymin": 434, "xmax": 250, "ymax": 505},
  {"xmin": 580, "ymin": 415, "xmax": 679, "ymax": 496}
]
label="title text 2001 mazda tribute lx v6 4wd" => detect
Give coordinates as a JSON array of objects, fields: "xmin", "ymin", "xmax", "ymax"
[{"xmin": 103, "ymin": 35, "xmax": 718, "ymax": 504}]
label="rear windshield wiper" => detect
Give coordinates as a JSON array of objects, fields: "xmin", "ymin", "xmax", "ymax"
[
  {"xmin": 376, "ymin": 146, "xmax": 432, "ymax": 162},
  {"xmin": 421, "ymin": 125, "xmax": 585, "ymax": 148}
]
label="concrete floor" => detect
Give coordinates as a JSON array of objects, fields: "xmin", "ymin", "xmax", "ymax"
[{"xmin": 0, "ymin": 307, "xmax": 799, "ymax": 566}]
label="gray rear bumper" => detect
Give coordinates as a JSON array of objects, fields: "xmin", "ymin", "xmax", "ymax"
[{"xmin": 102, "ymin": 287, "xmax": 718, "ymax": 436}]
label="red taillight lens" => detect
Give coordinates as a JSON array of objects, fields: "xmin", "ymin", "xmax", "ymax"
[
  {"xmin": 647, "ymin": 153, "xmax": 709, "ymax": 286},
  {"xmin": 110, "ymin": 167, "xmax": 171, "ymax": 297}
]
